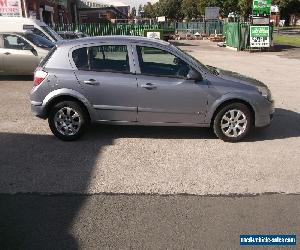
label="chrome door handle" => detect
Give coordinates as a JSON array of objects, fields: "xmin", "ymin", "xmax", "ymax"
[
  {"xmin": 4, "ymin": 52, "xmax": 10, "ymax": 55},
  {"xmin": 141, "ymin": 83, "xmax": 157, "ymax": 90},
  {"xmin": 83, "ymin": 79, "xmax": 99, "ymax": 85}
]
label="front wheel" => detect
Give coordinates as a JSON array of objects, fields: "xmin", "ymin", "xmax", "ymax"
[
  {"xmin": 213, "ymin": 103, "xmax": 252, "ymax": 142},
  {"xmin": 48, "ymin": 101, "xmax": 88, "ymax": 141}
]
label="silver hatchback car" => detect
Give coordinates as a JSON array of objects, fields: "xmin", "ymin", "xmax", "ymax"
[{"xmin": 30, "ymin": 36, "xmax": 274, "ymax": 142}]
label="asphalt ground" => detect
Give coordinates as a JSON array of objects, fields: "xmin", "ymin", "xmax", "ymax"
[{"xmin": 0, "ymin": 41, "xmax": 299, "ymax": 249}]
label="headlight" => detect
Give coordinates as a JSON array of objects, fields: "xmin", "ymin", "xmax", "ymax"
[{"xmin": 257, "ymin": 86, "xmax": 272, "ymax": 101}]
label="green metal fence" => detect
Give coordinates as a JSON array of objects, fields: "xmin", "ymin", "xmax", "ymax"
[
  {"xmin": 176, "ymin": 21, "xmax": 223, "ymax": 35},
  {"xmin": 54, "ymin": 22, "xmax": 223, "ymax": 37},
  {"xmin": 53, "ymin": 23, "xmax": 161, "ymax": 36}
]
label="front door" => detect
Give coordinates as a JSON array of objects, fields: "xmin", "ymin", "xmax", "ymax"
[
  {"xmin": 135, "ymin": 45, "xmax": 208, "ymax": 125},
  {"xmin": 73, "ymin": 44, "xmax": 137, "ymax": 122}
]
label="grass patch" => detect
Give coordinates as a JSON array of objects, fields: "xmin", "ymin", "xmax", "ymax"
[{"xmin": 273, "ymin": 34, "xmax": 300, "ymax": 47}]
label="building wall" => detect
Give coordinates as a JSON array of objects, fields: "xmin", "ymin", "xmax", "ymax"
[{"xmin": 24, "ymin": 0, "xmax": 77, "ymax": 25}]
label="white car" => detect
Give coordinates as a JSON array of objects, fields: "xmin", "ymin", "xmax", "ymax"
[
  {"xmin": 0, "ymin": 17, "xmax": 62, "ymax": 42},
  {"xmin": 0, "ymin": 32, "xmax": 54, "ymax": 75}
]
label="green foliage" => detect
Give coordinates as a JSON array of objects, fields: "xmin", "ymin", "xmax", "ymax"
[
  {"xmin": 182, "ymin": 0, "xmax": 199, "ymax": 20},
  {"xmin": 238, "ymin": 0, "xmax": 252, "ymax": 19},
  {"xmin": 142, "ymin": 0, "xmax": 300, "ymax": 21},
  {"xmin": 143, "ymin": 2, "xmax": 155, "ymax": 18}
]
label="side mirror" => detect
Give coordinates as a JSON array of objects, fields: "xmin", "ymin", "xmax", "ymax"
[
  {"xmin": 23, "ymin": 44, "xmax": 33, "ymax": 51},
  {"xmin": 187, "ymin": 68, "xmax": 202, "ymax": 81}
]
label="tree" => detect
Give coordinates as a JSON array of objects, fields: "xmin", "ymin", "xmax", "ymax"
[
  {"xmin": 143, "ymin": 2, "xmax": 155, "ymax": 18},
  {"xmin": 182, "ymin": 0, "xmax": 200, "ymax": 20},
  {"xmin": 238, "ymin": 0, "xmax": 252, "ymax": 19},
  {"xmin": 159, "ymin": 0, "xmax": 184, "ymax": 21},
  {"xmin": 130, "ymin": 7, "xmax": 136, "ymax": 17},
  {"xmin": 273, "ymin": 0, "xmax": 300, "ymax": 23}
]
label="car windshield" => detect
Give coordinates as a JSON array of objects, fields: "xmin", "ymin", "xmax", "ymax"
[
  {"xmin": 41, "ymin": 25, "xmax": 62, "ymax": 41},
  {"xmin": 24, "ymin": 33, "xmax": 55, "ymax": 49}
]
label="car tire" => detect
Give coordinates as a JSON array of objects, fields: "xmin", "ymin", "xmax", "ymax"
[
  {"xmin": 213, "ymin": 103, "xmax": 252, "ymax": 142},
  {"xmin": 48, "ymin": 101, "xmax": 88, "ymax": 141}
]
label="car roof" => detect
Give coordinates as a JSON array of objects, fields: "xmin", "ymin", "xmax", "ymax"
[{"xmin": 56, "ymin": 35, "xmax": 170, "ymax": 48}]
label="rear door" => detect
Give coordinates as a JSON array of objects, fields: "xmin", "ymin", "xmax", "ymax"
[
  {"xmin": 72, "ymin": 43, "xmax": 138, "ymax": 122},
  {"xmin": 1, "ymin": 34, "xmax": 39, "ymax": 75}
]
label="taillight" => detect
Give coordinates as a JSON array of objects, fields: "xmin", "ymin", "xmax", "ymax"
[{"xmin": 34, "ymin": 71, "xmax": 48, "ymax": 86}]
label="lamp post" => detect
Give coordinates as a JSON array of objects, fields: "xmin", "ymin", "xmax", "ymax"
[{"xmin": 22, "ymin": 0, "xmax": 28, "ymax": 17}]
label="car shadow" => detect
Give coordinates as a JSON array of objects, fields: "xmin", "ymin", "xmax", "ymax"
[
  {"xmin": 246, "ymin": 108, "xmax": 300, "ymax": 142},
  {"xmin": 0, "ymin": 132, "xmax": 113, "ymax": 249},
  {"xmin": 84, "ymin": 108, "xmax": 299, "ymax": 142},
  {"xmin": 86, "ymin": 124, "xmax": 215, "ymax": 140},
  {"xmin": 0, "ymin": 75, "xmax": 33, "ymax": 81}
]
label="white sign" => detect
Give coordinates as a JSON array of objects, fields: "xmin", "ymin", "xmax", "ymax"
[
  {"xmin": 157, "ymin": 16, "xmax": 166, "ymax": 22},
  {"xmin": 0, "ymin": 0, "xmax": 22, "ymax": 17},
  {"xmin": 146, "ymin": 31, "xmax": 161, "ymax": 40}
]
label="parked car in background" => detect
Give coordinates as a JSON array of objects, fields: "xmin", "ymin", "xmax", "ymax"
[
  {"xmin": 30, "ymin": 36, "xmax": 274, "ymax": 142},
  {"xmin": 58, "ymin": 31, "xmax": 88, "ymax": 40},
  {"xmin": 0, "ymin": 17, "xmax": 62, "ymax": 42},
  {"xmin": 0, "ymin": 32, "xmax": 54, "ymax": 75}
]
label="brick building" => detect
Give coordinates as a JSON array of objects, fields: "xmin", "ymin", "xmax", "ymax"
[{"xmin": 23, "ymin": 0, "xmax": 78, "ymax": 25}]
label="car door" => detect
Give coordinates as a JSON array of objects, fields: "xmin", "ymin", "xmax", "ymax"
[
  {"xmin": 1, "ymin": 34, "xmax": 40, "ymax": 75},
  {"xmin": 134, "ymin": 45, "xmax": 208, "ymax": 125},
  {"xmin": 72, "ymin": 43, "xmax": 138, "ymax": 122}
]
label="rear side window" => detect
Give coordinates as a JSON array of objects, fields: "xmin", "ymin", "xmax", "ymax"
[
  {"xmin": 39, "ymin": 46, "xmax": 57, "ymax": 67},
  {"xmin": 72, "ymin": 45, "xmax": 129, "ymax": 73},
  {"xmin": 3, "ymin": 34, "xmax": 30, "ymax": 50}
]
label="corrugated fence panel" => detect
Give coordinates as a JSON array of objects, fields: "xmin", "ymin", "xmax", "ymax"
[
  {"xmin": 176, "ymin": 21, "xmax": 223, "ymax": 35},
  {"xmin": 53, "ymin": 23, "xmax": 161, "ymax": 37}
]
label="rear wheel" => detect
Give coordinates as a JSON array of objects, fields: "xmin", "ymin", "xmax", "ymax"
[
  {"xmin": 48, "ymin": 101, "xmax": 88, "ymax": 141},
  {"xmin": 213, "ymin": 103, "xmax": 252, "ymax": 142}
]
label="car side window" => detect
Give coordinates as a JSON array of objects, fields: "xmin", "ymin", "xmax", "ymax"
[
  {"xmin": 88, "ymin": 45, "xmax": 129, "ymax": 73},
  {"xmin": 3, "ymin": 35, "xmax": 29, "ymax": 50},
  {"xmin": 137, "ymin": 46, "xmax": 190, "ymax": 78},
  {"xmin": 72, "ymin": 47, "xmax": 89, "ymax": 70},
  {"xmin": 72, "ymin": 45, "xmax": 130, "ymax": 73}
]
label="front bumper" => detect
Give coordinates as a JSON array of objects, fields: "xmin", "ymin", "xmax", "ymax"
[{"xmin": 255, "ymin": 99, "xmax": 275, "ymax": 128}]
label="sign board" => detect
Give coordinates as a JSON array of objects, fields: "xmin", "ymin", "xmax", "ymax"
[
  {"xmin": 205, "ymin": 7, "xmax": 220, "ymax": 20},
  {"xmin": 157, "ymin": 16, "xmax": 166, "ymax": 22},
  {"xmin": 252, "ymin": 17, "xmax": 270, "ymax": 25},
  {"xmin": 0, "ymin": 0, "xmax": 22, "ymax": 17},
  {"xmin": 146, "ymin": 31, "xmax": 161, "ymax": 40},
  {"xmin": 250, "ymin": 26, "xmax": 270, "ymax": 48},
  {"xmin": 252, "ymin": 0, "xmax": 271, "ymax": 16}
]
